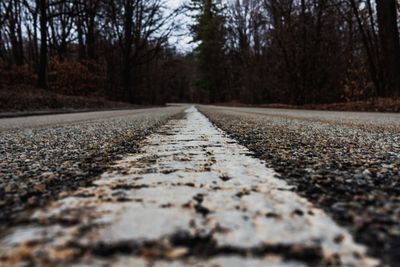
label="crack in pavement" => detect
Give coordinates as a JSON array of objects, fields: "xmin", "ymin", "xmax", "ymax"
[{"xmin": 0, "ymin": 107, "xmax": 379, "ymax": 267}]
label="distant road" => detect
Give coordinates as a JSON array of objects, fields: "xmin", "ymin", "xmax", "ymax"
[
  {"xmin": 201, "ymin": 105, "xmax": 400, "ymax": 126},
  {"xmin": 2, "ymin": 105, "xmax": 399, "ymax": 131},
  {"xmin": 0, "ymin": 107, "xmax": 185, "ymax": 131}
]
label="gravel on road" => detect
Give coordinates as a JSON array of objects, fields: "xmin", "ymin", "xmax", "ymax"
[
  {"xmin": 199, "ymin": 105, "xmax": 400, "ymax": 267},
  {"xmin": 0, "ymin": 106, "xmax": 185, "ymax": 233}
]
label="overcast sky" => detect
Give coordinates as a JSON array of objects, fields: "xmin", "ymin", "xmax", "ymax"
[
  {"xmin": 167, "ymin": 0, "xmax": 183, "ymax": 8},
  {"xmin": 166, "ymin": 0, "xmax": 194, "ymax": 52}
]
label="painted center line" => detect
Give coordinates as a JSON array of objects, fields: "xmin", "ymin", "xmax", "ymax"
[{"xmin": 0, "ymin": 107, "xmax": 378, "ymax": 267}]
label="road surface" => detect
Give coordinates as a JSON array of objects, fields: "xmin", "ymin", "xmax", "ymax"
[
  {"xmin": 1, "ymin": 105, "xmax": 399, "ymax": 266},
  {"xmin": 0, "ymin": 107, "xmax": 181, "ymax": 131},
  {"xmin": 199, "ymin": 105, "xmax": 400, "ymax": 267},
  {"xmin": 0, "ymin": 106, "xmax": 186, "ymax": 228}
]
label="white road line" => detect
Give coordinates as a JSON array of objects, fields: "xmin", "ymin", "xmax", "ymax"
[{"xmin": 0, "ymin": 107, "xmax": 378, "ymax": 267}]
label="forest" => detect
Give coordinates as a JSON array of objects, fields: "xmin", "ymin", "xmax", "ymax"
[{"xmin": 1, "ymin": 0, "xmax": 400, "ymax": 109}]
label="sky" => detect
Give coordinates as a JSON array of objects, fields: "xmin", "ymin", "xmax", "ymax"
[
  {"xmin": 166, "ymin": 0, "xmax": 194, "ymax": 52},
  {"xmin": 167, "ymin": 0, "xmax": 183, "ymax": 9}
]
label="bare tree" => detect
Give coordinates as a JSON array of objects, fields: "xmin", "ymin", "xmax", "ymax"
[
  {"xmin": 1, "ymin": 0, "xmax": 25, "ymax": 65},
  {"xmin": 37, "ymin": 0, "xmax": 48, "ymax": 88},
  {"xmin": 105, "ymin": 0, "xmax": 179, "ymax": 102},
  {"xmin": 376, "ymin": 0, "xmax": 400, "ymax": 97}
]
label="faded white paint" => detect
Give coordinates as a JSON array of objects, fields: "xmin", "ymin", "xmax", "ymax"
[{"xmin": 0, "ymin": 107, "xmax": 378, "ymax": 267}]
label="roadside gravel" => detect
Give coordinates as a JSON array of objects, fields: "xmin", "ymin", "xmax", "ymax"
[
  {"xmin": 0, "ymin": 107, "xmax": 185, "ymax": 232},
  {"xmin": 199, "ymin": 106, "xmax": 400, "ymax": 266}
]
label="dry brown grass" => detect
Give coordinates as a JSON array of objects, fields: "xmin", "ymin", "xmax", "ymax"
[
  {"xmin": 0, "ymin": 62, "xmax": 132, "ymax": 113},
  {"xmin": 0, "ymin": 86, "xmax": 132, "ymax": 113}
]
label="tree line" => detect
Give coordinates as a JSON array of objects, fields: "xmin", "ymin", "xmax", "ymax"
[
  {"xmin": 0, "ymin": 0, "xmax": 193, "ymax": 104},
  {"xmin": 1, "ymin": 0, "xmax": 400, "ymax": 105},
  {"xmin": 191, "ymin": 0, "xmax": 400, "ymax": 104}
]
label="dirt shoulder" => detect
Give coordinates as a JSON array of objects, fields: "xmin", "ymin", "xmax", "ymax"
[{"xmin": 0, "ymin": 86, "xmax": 136, "ymax": 115}]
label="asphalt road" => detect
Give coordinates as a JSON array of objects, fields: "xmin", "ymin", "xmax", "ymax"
[
  {"xmin": 0, "ymin": 106, "xmax": 378, "ymax": 267},
  {"xmin": 0, "ymin": 107, "xmax": 185, "ymax": 131},
  {"xmin": 0, "ymin": 106, "xmax": 186, "ymax": 228},
  {"xmin": 0, "ymin": 105, "xmax": 399, "ymax": 266},
  {"xmin": 199, "ymin": 105, "xmax": 400, "ymax": 266},
  {"xmin": 201, "ymin": 105, "xmax": 400, "ymax": 126}
]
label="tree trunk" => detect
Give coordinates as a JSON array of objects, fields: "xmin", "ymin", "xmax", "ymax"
[
  {"xmin": 0, "ymin": 32, "xmax": 5, "ymax": 61},
  {"xmin": 16, "ymin": 8, "xmax": 24, "ymax": 65},
  {"xmin": 33, "ymin": 10, "xmax": 39, "ymax": 66},
  {"xmin": 350, "ymin": 0, "xmax": 384, "ymax": 97},
  {"xmin": 37, "ymin": 0, "xmax": 48, "ymax": 89},
  {"xmin": 87, "ymin": 4, "xmax": 96, "ymax": 60},
  {"xmin": 376, "ymin": 0, "xmax": 400, "ymax": 97},
  {"xmin": 77, "ymin": 16, "xmax": 86, "ymax": 60},
  {"xmin": 123, "ymin": 0, "xmax": 134, "ymax": 102},
  {"xmin": 299, "ymin": 0, "xmax": 307, "ymax": 105}
]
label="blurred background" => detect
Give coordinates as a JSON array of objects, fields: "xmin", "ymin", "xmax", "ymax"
[{"xmin": 1, "ymin": 0, "xmax": 400, "ymax": 112}]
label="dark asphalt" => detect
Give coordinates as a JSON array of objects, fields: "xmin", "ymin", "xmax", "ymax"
[
  {"xmin": 199, "ymin": 105, "xmax": 400, "ymax": 267},
  {"xmin": 0, "ymin": 106, "xmax": 186, "ymax": 231}
]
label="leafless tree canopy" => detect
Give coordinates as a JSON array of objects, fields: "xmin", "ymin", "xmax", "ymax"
[{"xmin": 1, "ymin": 0, "xmax": 400, "ymax": 105}]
